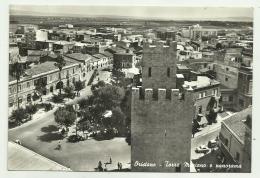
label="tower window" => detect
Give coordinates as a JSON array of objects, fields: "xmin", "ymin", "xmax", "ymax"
[
  {"xmin": 167, "ymin": 68, "xmax": 170, "ymax": 77},
  {"xmin": 148, "ymin": 67, "xmax": 151, "ymax": 77}
]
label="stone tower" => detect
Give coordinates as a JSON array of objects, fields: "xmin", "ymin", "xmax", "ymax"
[
  {"xmin": 131, "ymin": 41, "xmax": 195, "ymax": 172},
  {"xmin": 142, "ymin": 41, "xmax": 177, "ymax": 89}
]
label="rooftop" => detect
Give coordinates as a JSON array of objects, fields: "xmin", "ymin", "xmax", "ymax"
[
  {"xmin": 65, "ymin": 53, "xmax": 92, "ymax": 62},
  {"xmin": 177, "ymin": 64, "xmax": 190, "ymax": 70},
  {"xmin": 223, "ymin": 106, "xmax": 252, "ymax": 144},
  {"xmin": 100, "ymin": 51, "xmax": 113, "ymax": 58},
  {"xmin": 184, "ymin": 76, "xmax": 219, "ymax": 89},
  {"xmin": 25, "ymin": 58, "xmax": 79, "ymax": 76},
  {"xmin": 92, "ymin": 54, "xmax": 106, "ymax": 59}
]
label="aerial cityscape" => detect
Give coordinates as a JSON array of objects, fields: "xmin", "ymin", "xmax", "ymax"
[{"xmin": 8, "ymin": 6, "xmax": 253, "ymax": 172}]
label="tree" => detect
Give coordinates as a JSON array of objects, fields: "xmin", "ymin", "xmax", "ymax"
[
  {"xmin": 207, "ymin": 109, "xmax": 218, "ymax": 124},
  {"xmin": 54, "ymin": 54, "xmax": 66, "ymax": 95},
  {"xmin": 35, "ymin": 78, "xmax": 47, "ymax": 99},
  {"xmin": 11, "ymin": 62, "xmax": 24, "ymax": 108},
  {"xmin": 54, "ymin": 107, "xmax": 76, "ymax": 130},
  {"xmin": 78, "ymin": 108, "xmax": 92, "ymax": 133},
  {"xmin": 10, "ymin": 108, "xmax": 29, "ymax": 125},
  {"xmin": 74, "ymin": 80, "xmax": 85, "ymax": 96},
  {"xmin": 111, "ymin": 107, "xmax": 126, "ymax": 132},
  {"xmin": 216, "ymin": 43, "xmax": 223, "ymax": 50},
  {"xmin": 92, "ymin": 85, "xmax": 125, "ymax": 112},
  {"xmin": 78, "ymin": 96, "xmax": 93, "ymax": 109},
  {"xmin": 112, "ymin": 69, "xmax": 126, "ymax": 87},
  {"xmin": 91, "ymin": 80, "xmax": 106, "ymax": 92},
  {"xmin": 207, "ymin": 97, "xmax": 216, "ymax": 111},
  {"xmin": 64, "ymin": 85, "xmax": 75, "ymax": 99}
]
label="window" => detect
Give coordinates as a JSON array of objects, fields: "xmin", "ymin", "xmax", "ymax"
[
  {"xmin": 214, "ymin": 89, "xmax": 218, "ymax": 96},
  {"xmin": 225, "ymin": 77, "xmax": 229, "ymax": 82},
  {"xmin": 198, "ymin": 106, "xmax": 202, "ymax": 114},
  {"xmin": 9, "ymin": 102, "xmax": 13, "ymax": 107},
  {"xmin": 226, "ymin": 67, "xmax": 229, "ymax": 71},
  {"xmin": 203, "ymin": 91, "xmax": 206, "ymax": 97},
  {"xmin": 26, "ymin": 82, "xmax": 30, "ymax": 88},
  {"xmin": 224, "ymin": 138, "xmax": 228, "ymax": 147},
  {"xmin": 18, "ymin": 85, "xmax": 21, "ymax": 92},
  {"xmin": 239, "ymin": 99, "xmax": 244, "ymax": 107},
  {"xmin": 229, "ymin": 96, "xmax": 233, "ymax": 102},
  {"xmin": 148, "ymin": 67, "xmax": 152, "ymax": 77},
  {"xmin": 167, "ymin": 68, "xmax": 170, "ymax": 77},
  {"xmin": 199, "ymin": 93, "xmax": 202, "ymax": 98},
  {"xmin": 235, "ymin": 152, "xmax": 240, "ymax": 162}
]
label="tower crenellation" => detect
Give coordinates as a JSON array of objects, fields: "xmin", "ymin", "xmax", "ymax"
[{"xmin": 131, "ymin": 87, "xmax": 194, "ymax": 103}]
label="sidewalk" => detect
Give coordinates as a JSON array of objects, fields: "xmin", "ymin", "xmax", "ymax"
[
  {"xmin": 193, "ymin": 111, "xmax": 235, "ymax": 138},
  {"xmin": 8, "ymin": 142, "xmax": 71, "ymax": 171}
]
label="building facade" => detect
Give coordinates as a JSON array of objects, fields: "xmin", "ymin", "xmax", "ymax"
[
  {"xmin": 9, "ymin": 58, "xmax": 81, "ymax": 110},
  {"xmin": 219, "ymin": 107, "xmax": 252, "ymax": 172}
]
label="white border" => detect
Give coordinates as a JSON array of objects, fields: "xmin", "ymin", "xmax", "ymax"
[{"xmin": 1, "ymin": 1, "xmax": 260, "ymax": 178}]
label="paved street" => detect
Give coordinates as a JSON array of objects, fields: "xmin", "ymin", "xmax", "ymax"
[
  {"xmin": 8, "ymin": 142, "xmax": 70, "ymax": 171},
  {"xmin": 191, "ymin": 112, "xmax": 235, "ymax": 160},
  {"xmin": 8, "ymin": 69, "xmax": 130, "ymax": 171}
]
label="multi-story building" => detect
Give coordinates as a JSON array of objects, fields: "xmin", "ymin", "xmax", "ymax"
[
  {"xmin": 16, "ymin": 24, "xmax": 38, "ymax": 34},
  {"xmin": 36, "ymin": 29, "xmax": 48, "ymax": 41},
  {"xmin": 213, "ymin": 48, "xmax": 252, "ymax": 111},
  {"xmin": 8, "ymin": 57, "xmax": 81, "ymax": 109},
  {"xmin": 113, "ymin": 52, "xmax": 136, "ymax": 70},
  {"xmin": 24, "ymin": 28, "xmax": 37, "ymax": 49},
  {"xmin": 183, "ymin": 76, "xmax": 220, "ymax": 124},
  {"xmin": 219, "ymin": 106, "xmax": 252, "ymax": 172},
  {"xmin": 53, "ymin": 41, "xmax": 74, "ymax": 54},
  {"xmin": 156, "ymin": 30, "xmax": 176, "ymax": 41},
  {"xmin": 131, "ymin": 41, "xmax": 195, "ymax": 172},
  {"xmin": 236, "ymin": 66, "xmax": 252, "ymax": 111},
  {"xmin": 189, "ymin": 24, "xmax": 218, "ymax": 42}
]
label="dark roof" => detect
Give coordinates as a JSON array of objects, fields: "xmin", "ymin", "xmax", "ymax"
[
  {"xmin": 27, "ymin": 55, "xmax": 40, "ymax": 62},
  {"xmin": 223, "ymin": 106, "xmax": 252, "ymax": 144},
  {"xmin": 27, "ymin": 50, "xmax": 50, "ymax": 56},
  {"xmin": 65, "ymin": 53, "xmax": 92, "ymax": 62},
  {"xmin": 100, "ymin": 51, "xmax": 113, "ymax": 58},
  {"xmin": 25, "ymin": 58, "xmax": 79, "ymax": 76},
  {"xmin": 92, "ymin": 54, "xmax": 106, "ymax": 59},
  {"xmin": 177, "ymin": 65, "xmax": 190, "ymax": 70}
]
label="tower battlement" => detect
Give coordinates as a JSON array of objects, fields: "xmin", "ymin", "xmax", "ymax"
[
  {"xmin": 143, "ymin": 41, "xmax": 177, "ymax": 54},
  {"xmin": 132, "ymin": 87, "xmax": 194, "ymax": 102}
]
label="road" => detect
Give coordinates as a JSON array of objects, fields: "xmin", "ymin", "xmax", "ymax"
[
  {"xmin": 8, "ymin": 142, "xmax": 70, "ymax": 171},
  {"xmin": 8, "ymin": 70, "xmax": 131, "ymax": 171},
  {"xmin": 191, "ymin": 112, "xmax": 234, "ymax": 160},
  {"xmin": 191, "ymin": 129, "xmax": 220, "ymax": 160}
]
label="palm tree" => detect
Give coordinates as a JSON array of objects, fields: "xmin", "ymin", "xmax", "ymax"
[
  {"xmin": 54, "ymin": 54, "xmax": 66, "ymax": 95},
  {"xmin": 12, "ymin": 62, "xmax": 24, "ymax": 108}
]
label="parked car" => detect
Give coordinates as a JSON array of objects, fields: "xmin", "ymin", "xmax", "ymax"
[
  {"xmin": 208, "ymin": 139, "xmax": 218, "ymax": 148},
  {"xmin": 195, "ymin": 145, "xmax": 210, "ymax": 154}
]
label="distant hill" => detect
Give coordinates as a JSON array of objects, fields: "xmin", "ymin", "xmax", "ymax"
[{"xmin": 10, "ymin": 9, "xmax": 253, "ymax": 22}]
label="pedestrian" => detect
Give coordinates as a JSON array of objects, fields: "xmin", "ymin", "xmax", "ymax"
[
  {"xmin": 109, "ymin": 157, "xmax": 112, "ymax": 164},
  {"xmin": 57, "ymin": 141, "xmax": 61, "ymax": 150},
  {"xmin": 98, "ymin": 161, "xmax": 103, "ymax": 171},
  {"xmin": 119, "ymin": 162, "xmax": 123, "ymax": 170},
  {"xmin": 117, "ymin": 162, "xmax": 120, "ymax": 170}
]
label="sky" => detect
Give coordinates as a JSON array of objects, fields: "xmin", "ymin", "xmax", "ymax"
[{"xmin": 9, "ymin": 5, "xmax": 253, "ymax": 20}]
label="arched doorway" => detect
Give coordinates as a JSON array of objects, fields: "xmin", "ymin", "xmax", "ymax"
[
  {"xmin": 56, "ymin": 81, "xmax": 64, "ymax": 90},
  {"xmin": 50, "ymin": 86, "xmax": 54, "ymax": 93},
  {"xmin": 27, "ymin": 94, "xmax": 31, "ymax": 102}
]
